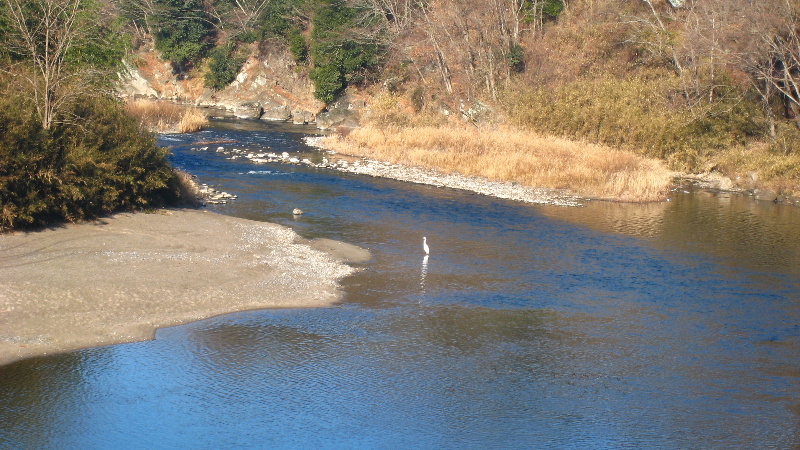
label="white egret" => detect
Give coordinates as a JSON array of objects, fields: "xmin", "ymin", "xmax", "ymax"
[{"xmin": 423, "ymin": 236, "xmax": 429, "ymax": 255}]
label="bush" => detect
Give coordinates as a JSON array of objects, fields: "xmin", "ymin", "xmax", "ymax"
[
  {"xmin": 153, "ymin": 0, "xmax": 213, "ymax": 69},
  {"xmin": 504, "ymin": 73, "xmax": 767, "ymax": 171},
  {"xmin": 308, "ymin": 0, "xmax": 382, "ymax": 102},
  {"xmin": 288, "ymin": 28, "xmax": 308, "ymax": 64},
  {"xmin": 204, "ymin": 44, "xmax": 247, "ymax": 90},
  {"xmin": 310, "ymin": 64, "xmax": 345, "ymax": 103},
  {"xmin": 0, "ymin": 96, "xmax": 182, "ymax": 230}
]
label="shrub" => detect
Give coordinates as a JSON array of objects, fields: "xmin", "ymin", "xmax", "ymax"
[
  {"xmin": 288, "ymin": 28, "xmax": 308, "ymax": 64},
  {"xmin": 310, "ymin": 64, "xmax": 345, "ymax": 103},
  {"xmin": 153, "ymin": 0, "xmax": 213, "ymax": 69},
  {"xmin": 0, "ymin": 96, "xmax": 182, "ymax": 230},
  {"xmin": 204, "ymin": 44, "xmax": 247, "ymax": 90},
  {"xmin": 504, "ymin": 73, "xmax": 767, "ymax": 171},
  {"xmin": 308, "ymin": 0, "xmax": 382, "ymax": 102}
]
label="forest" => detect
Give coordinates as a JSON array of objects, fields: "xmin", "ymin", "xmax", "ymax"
[
  {"xmin": 112, "ymin": 0, "xmax": 800, "ymax": 162},
  {"xmin": 2, "ymin": 0, "xmax": 800, "ymax": 228}
]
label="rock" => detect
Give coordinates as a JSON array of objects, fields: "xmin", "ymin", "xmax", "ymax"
[
  {"xmin": 754, "ymin": 189, "xmax": 778, "ymax": 202},
  {"xmin": 292, "ymin": 109, "xmax": 313, "ymax": 124},
  {"xmin": 316, "ymin": 105, "xmax": 360, "ymax": 129},
  {"xmin": 261, "ymin": 104, "xmax": 292, "ymax": 121},
  {"xmin": 234, "ymin": 102, "xmax": 263, "ymax": 119},
  {"xmin": 459, "ymin": 100, "xmax": 494, "ymax": 124},
  {"xmin": 316, "ymin": 91, "xmax": 363, "ymax": 129},
  {"xmin": 292, "ymin": 208, "xmax": 304, "ymax": 215}
]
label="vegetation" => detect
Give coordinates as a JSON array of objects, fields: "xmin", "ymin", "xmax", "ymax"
[
  {"xmin": 125, "ymin": 99, "xmax": 209, "ymax": 133},
  {"xmin": 323, "ymin": 94, "xmax": 674, "ymax": 202},
  {"xmin": 0, "ymin": 0, "xmax": 192, "ymax": 230},
  {"xmin": 204, "ymin": 43, "xmax": 248, "ymax": 90},
  {"xmin": 0, "ymin": 94, "xmax": 183, "ymax": 230},
  {"xmin": 5, "ymin": 0, "xmax": 800, "ymax": 215}
]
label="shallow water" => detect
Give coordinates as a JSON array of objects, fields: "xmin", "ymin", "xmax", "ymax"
[{"xmin": 2, "ymin": 119, "xmax": 799, "ymax": 448}]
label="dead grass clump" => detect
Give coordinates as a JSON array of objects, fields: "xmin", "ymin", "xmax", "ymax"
[
  {"xmin": 125, "ymin": 99, "xmax": 208, "ymax": 133},
  {"xmin": 321, "ymin": 125, "xmax": 675, "ymax": 202},
  {"xmin": 173, "ymin": 168, "xmax": 203, "ymax": 206},
  {"xmin": 712, "ymin": 144, "xmax": 800, "ymax": 197},
  {"xmin": 178, "ymin": 108, "xmax": 209, "ymax": 133}
]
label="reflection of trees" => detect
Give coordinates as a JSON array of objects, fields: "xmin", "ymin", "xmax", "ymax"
[
  {"xmin": 542, "ymin": 190, "xmax": 800, "ymax": 275},
  {"xmin": 0, "ymin": 352, "xmax": 97, "ymax": 447},
  {"xmin": 185, "ymin": 319, "xmax": 333, "ymax": 371}
]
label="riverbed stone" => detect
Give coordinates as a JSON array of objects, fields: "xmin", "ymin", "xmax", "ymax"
[
  {"xmin": 261, "ymin": 105, "xmax": 292, "ymax": 121},
  {"xmin": 234, "ymin": 102, "xmax": 263, "ymax": 119},
  {"xmin": 754, "ymin": 188, "xmax": 778, "ymax": 202},
  {"xmin": 292, "ymin": 110, "xmax": 313, "ymax": 124}
]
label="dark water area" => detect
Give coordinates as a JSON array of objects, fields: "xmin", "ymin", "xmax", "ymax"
[{"xmin": 2, "ymin": 118, "xmax": 800, "ymax": 448}]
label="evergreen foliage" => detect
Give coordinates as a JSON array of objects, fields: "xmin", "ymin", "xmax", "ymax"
[
  {"xmin": 259, "ymin": 0, "xmax": 305, "ymax": 38},
  {"xmin": 0, "ymin": 96, "xmax": 181, "ymax": 230},
  {"xmin": 153, "ymin": 0, "xmax": 213, "ymax": 69},
  {"xmin": 204, "ymin": 43, "xmax": 247, "ymax": 90},
  {"xmin": 541, "ymin": 0, "xmax": 563, "ymax": 19},
  {"xmin": 288, "ymin": 28, "xmax": 308, "ymax": 64},
  {"xmin": 309, "ymin": 0, "xmax": 381, "ymax": 102}
]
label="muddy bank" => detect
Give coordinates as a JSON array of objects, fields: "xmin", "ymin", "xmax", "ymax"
[{"xmin": 0, "ymin": 209, "xmax": 368, "ymax": 366}]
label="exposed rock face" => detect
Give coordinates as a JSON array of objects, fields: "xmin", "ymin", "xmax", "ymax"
[
  {"xmin": 316, "ymin": 91, "xmax": 365, "ymax": 129},
  {"xmin": 118, "ymin": 44, "xmax": 326, "ymax": 124},
  {"xmin": 234, "ymin": 102, "xmax": 263, "ymax": 119}
]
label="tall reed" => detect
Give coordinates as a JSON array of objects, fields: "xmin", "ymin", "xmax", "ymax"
[{"xmin": 125, "ymin": 99, "xmax": 208, "ymax": 133}]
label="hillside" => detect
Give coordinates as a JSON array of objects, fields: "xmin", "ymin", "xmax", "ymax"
[{"xmin": 113, "ymin": 0, "xmax": 800, "ymax": 202}]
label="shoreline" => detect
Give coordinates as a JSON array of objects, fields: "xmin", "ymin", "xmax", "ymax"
[
  {"xmin": 305, "ymin": 136, "xmax": 586, "ymax": 207},
  {"xmin": 188, "ymin": 136, "xmax": 586, "ymax": 207},
  {"xmin": 0, "ymin": 209, "xmax": 369, "ymax": 366}
]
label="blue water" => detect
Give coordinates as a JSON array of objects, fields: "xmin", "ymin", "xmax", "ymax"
[{"xmin": 2, "ymin": 119, "xmax": 799, "ymax": 448}]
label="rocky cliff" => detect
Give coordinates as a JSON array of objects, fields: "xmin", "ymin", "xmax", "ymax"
[{"xmin": 117, "ymin": 44, "xmax": 360, "ymax": 128}]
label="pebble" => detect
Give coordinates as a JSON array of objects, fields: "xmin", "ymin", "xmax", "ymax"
[{"xmin": 189, "ymin": 138, "xmax": 585, "ymax": 208}]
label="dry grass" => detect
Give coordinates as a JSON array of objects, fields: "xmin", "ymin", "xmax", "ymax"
[
  {"xmin": 173, "ymin": 168, "xmax": 203, "ymax": 206},
  {"xmin": 712, "ymin": 144, "xmax": 800, "ymax": 197},
  {"xmin": 322, "ymin": 125, "xmax": 675, "ymax": 202},
  {"xmin": 177, "ymin": 108, "xmax": 209, "ymax": 133},
  {"xmin": 125, "ymin": 99, "xmax": 208, "ymax": 133}
]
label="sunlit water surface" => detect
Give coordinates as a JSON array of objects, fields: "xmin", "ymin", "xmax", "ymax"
[{"xmin": 2, "ymin": 119, "xmax": 799, "ymax": 448}]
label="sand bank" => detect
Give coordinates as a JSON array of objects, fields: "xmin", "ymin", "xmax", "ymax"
[{"xmin": 0, "ymin": 209, "xmax": 369, "ymax": 366}]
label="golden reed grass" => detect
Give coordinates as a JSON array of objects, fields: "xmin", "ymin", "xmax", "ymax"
[
  {"xmin": 125, "ymin": 99, "xmax": 208, "ymax": 133},
  {"xmin": 322, "ymin": 125, "xmax": 675, "ymax": 202}
]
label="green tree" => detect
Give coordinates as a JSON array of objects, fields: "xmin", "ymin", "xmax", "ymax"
[
  {"xmin": 153, "ymin": 0, "xmax": 213, "ymax": 69},
  {"xmin": 204, "ymin": 43, "xmax": 247, "ymax": 90},
  {"xmin": 309, "ymin": 0, "xmax": 381, "ymax": 102}
]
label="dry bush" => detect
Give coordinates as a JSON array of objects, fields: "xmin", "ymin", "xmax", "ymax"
[
  {"xmin": 503, "ymin": 73, "xmax": 766, "ymax": 172},
  {"xmin": 178, "ymin": 108, "xmax": 209, "ymax": 133},
  {"xmin": 322, "ymin": 124, "xmax": 675, "ymax": 202},
  {"xmin": 712, "ymin": 144, "xmax": 800, "ymax": 197},
  {"xmin": 173, "ymin": 169, "xmax": 203, "ymax": 206},
  {"xmin": 125, "ymin": 99, "xmax": 208, "ymax": 133}
]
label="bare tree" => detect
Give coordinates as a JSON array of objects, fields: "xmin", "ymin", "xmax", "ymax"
[
  {"xmin": 757, "ymin": 8, "xmax": 800, "ymax": 122},
  {"xmin": 229, "ymin": 0, "xmax": 272, "ymax": 31},
  {"xmin": 118, "ymin": 0, "xmax": 162, "ymax": 38},
  {"xmin": 2, "ymin": 0, "xmax": 99, "ymax": 129}
]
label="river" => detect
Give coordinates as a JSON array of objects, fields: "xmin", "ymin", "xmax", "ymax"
[{"xmin": 1, "ymin": 118, "xmax": 799, "ymax": 448}]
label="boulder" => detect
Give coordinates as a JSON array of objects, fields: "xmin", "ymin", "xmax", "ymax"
[
  {"xmin": 234, "ymin": 102, "xmax": 263, "ymax": 119},
  {"xmin": 315, "ymin": 92, "xmax": 363, "ymax": 129},
  {"xmin": 292, "ymin": 110, "xmax": 313, "ymax": 124},
  {"xmin": 316, "ymin": 107, "xmax": 360, "ymax": 129},
  {"xmin": 754, "ymin": 189, "xmax": 778, "ymax": 202},
  {"xmin": 261, "ymin": 105, "xmax": 292, "ymax": 121}
]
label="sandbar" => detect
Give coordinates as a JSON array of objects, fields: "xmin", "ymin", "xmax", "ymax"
[{"xmin": 0, "ymin": 209, "xmax": 368, "ymax": 366}]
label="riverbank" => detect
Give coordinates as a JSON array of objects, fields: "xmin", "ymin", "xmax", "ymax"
[
  {"xmin": 0, "ymin": 209, "xmax": 369, "ymax": 366},
  {"xmin": 312, "ymin": 125, "xmax": 676, "ymax": 203}
]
